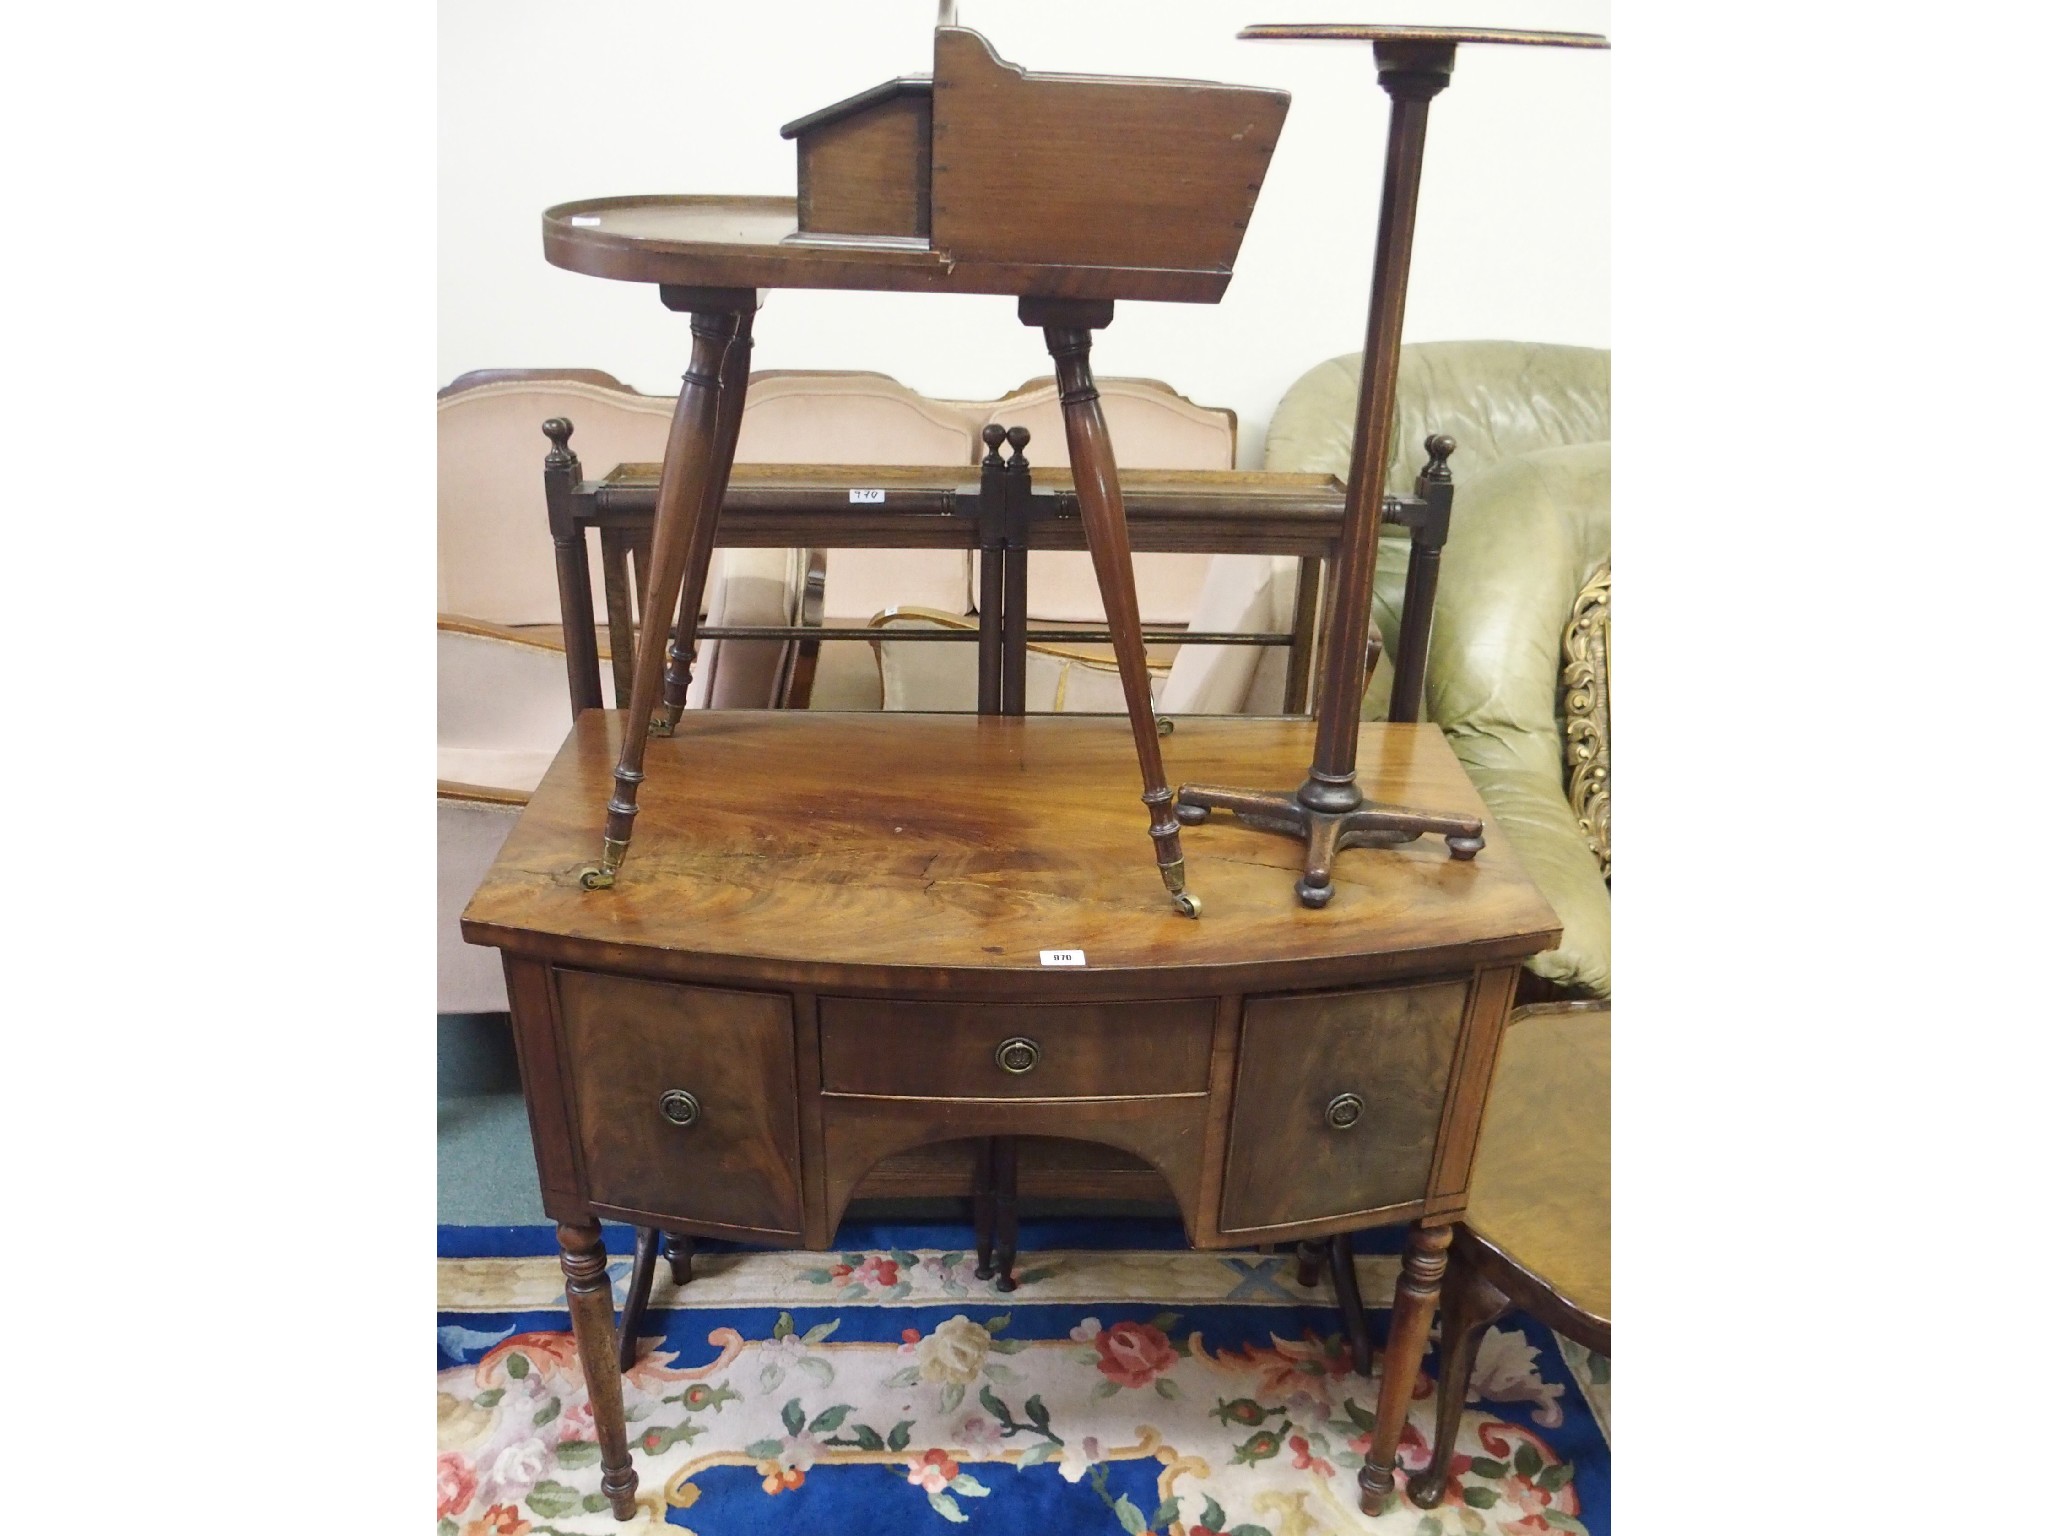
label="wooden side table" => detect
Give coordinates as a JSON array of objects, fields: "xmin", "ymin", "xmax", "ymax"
[
  {"xmin": 1179, "ymin": 24, "xmax": 1610, "ymax": 921},
  {"xmin": 542, "ymin": 24, "xmax": 1293, "ymax": 916},
  {"xmin": 461, "ymin": 712, "xmax": 1559, "ymax": 1519}
]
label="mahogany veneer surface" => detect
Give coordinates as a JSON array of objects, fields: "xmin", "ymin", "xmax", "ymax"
[{"xmin": 462, "ymin": 713, "xmax": 1560, "ymax": 996}]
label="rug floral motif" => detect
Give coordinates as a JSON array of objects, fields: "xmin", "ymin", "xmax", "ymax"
[{"xmin": 437, "ymin": 1239, "xmax": 1608, "ymax": 1535}]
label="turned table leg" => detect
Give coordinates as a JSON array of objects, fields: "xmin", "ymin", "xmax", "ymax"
[
  {"xmin": 1028, "ymin": 298, "xmax": 1199, "ymax": 918},
  {"xmin": 1358, "ymin": 1221, "xmax": 1451, "ymax": 1516},
  {"xmin": 581, "ymin": 289, "xmax": 756, "ymax": 890},
  {"xmin": 1409, "ymin": 1228, "xmax": 1511, "ymax": 1510},
  {"xmin": 557, "ymin": 1221, "xmax": 638, "ymax": 1519},
  {"xmin": 656, "ymin": 305, "xmax": 755, "ymax": 730}
]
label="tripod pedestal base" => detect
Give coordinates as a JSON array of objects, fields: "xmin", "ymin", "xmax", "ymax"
[{"xmin": 1174, "ymin": 784, "xmax": 1482, "ymax": 908}]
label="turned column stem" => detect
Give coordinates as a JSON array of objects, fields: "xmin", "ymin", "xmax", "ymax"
[{"xmin": 1304, "ymin": 46, "xmax": 1453, "ymax": 812}]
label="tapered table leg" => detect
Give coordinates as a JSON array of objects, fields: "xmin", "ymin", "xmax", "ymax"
[
  {"xmin": 1295, "ymin": 1238, "xmax": 1325, "ymax": 1290},
  {"xmin": 616, "ymin": 1226, "xmax": 661, "ymax": 1373},
  {"xmin": 664, "ymin": 1231, "xmax": 695, "ymax": 1287},
  {"xmin": 1358, "ymin": 1222, "xmax": 1451, "ymax": 1515},
  {"xmin": 1325, "ymin": 1231, "xmax": 1374, "ymax": 1381},
  {"xmin": 557, "ymin": 1222, "xmax": 638, "ymax": 1519},
  {"xmin": 1029, "ymin": 300, "xmax": 1199, "ymax": 918},
  {"xmin": 972, "ymin": 1139, "xmax": 997, "ymax": 1279},
  {"xmin": 989, "ymin": 1135, "xmax": 1020, "ymax": 1291},
  {"xmin": 655, "ymin": 306, "xmax": 756, "ymax": 731},
  {"xmin": 580, "ymin": 292, "xmax": 754, "ymax": 889},
  {"xmin": 1409, "ymin": 1228, "xmax": 1511, "ymax": 1510}
]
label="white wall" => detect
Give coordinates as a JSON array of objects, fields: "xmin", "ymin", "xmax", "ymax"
[{"xmin": 440, "ymin": 0, "xmax": 1608, "ymax": 466}]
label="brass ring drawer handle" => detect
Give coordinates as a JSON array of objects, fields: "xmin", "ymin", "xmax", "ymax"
[
  {"xmin": 1325, "ymin": 1093, "xmax": 1363, "ymax": 1131},
  {"xmin": 659, "ymin": 1088, "xmax": 701, "ymax": 1127},
  {"xmin": 995, "ymin": 1037, "xmax": 1040, "ymax": 1075}
]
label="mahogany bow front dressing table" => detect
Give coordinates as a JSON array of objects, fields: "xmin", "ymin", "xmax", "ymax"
[{"xmin": 462, "ymin": 713, "xmax": 1559, "ymax": 1520}]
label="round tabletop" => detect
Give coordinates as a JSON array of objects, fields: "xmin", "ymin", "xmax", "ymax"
[{"xmin": 1239, "ymin": 24, "xmax": 1608, "ymax": 49}]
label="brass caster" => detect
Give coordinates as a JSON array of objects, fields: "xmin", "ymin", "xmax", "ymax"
[
  {"xmin": 1174, "ymin": 801, "xmax": 1209, "ymax": 826},
  {"xmin": 647, "ymin": 715, "xmax": 676, "ymax": 739},
  {"xmin": 1173, "ymin": 890, "xmax": 1203, "ymax": 919},
  {"xmin": 1446, "ymin": 833, "xmax": 1484, "ymax": 860},
  {"xmin": 578, "ymin": 865, "xmax": 616, "ymax": 890},
  {"xmin": 1294, "ymin": 876, "xmax": 1334, "ymax": 910},
  {"xmin": 1156, "ymin": 717, "xmax": 1175, "ymax": 737}
]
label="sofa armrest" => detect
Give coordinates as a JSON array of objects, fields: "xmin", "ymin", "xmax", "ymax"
[{"xmin": 1426, "ymin": 442, "xmax": 1611, "ymax": 996}]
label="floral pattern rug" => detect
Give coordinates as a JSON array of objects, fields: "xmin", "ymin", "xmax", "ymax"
[{"xmin": 437, "ymin": 1224, "xmax": 1608, "ymax": 1536}]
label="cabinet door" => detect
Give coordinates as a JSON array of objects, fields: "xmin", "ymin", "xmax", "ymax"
[
  {"xmin": 1220, "ymin": 979, "xmax": 1469, "ymax": 1234},
  {"xmin": 556, "ymin": 970, "xmax": 803, "ymax": 1239}
]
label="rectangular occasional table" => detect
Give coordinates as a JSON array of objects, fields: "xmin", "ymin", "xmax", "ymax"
[
  {"xmin": 460, "ymin": 711, "xmax": 1559, "ymax": 1518},
  {"xmin": 543, "ymin": 450, "xmax": 1457, "ymax": 722}
]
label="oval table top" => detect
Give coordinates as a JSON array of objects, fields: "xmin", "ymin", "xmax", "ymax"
[
  {"xmin": 461, "ymin": 711, "xmax": 1561, "ymax": 998},
  {"xmin": 543, "ymin": 195, "xmax": 1239, "ymax": 304}
]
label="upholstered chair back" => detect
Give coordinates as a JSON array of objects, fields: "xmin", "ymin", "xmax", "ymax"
[
  {"xmin": 437, "ymin": 374, "xmax": 673, "ymax": 625},
  {"xmin": 1263, "ymin": 340, "xmax": 1609, "ymax": 489},
  {"xmin": 971, "ymin": 377, "xmax": 1237, "ymax": 624},
  {"xmin": 1262, "ymin": 340, "xmax": 1610, "ymax": 723}
]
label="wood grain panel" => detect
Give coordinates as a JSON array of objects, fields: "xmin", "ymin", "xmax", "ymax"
[
  {"xmin": 1429, "ymin": 964, "xmax": 1522, "ymax": 1199},
  {"xmin": 556, "ymin": 971, "xmax": 804, "ymax": 1237},
  {"xmin": 461, "ymin": 714, "xmax": 1562, "ymax": 997},
  {"xmin": 797, "ymin": 93, "xmax": 932, "ymax": 238},
  {"xmin": 929, "ymin": 28, "xmax": 1287, "ymax": 273},
  {"xmin": 502, "ymin": 956, "xmax": 586, "ymax": 1220},
  {"xmin": 849, "ymin": 1135, "xmax": 1172, "ymax": 1203},
  {"xmin": 1220, "ymin": 979, "xmax": 1468, "ymax": 1232},
  {"xmin": 821, "ymin": 1095, "xmax": 1209, "ymax": 1242},
  {"xmin": 819, "ymin": 997, "xmax": 1210, "ymax": 1098}
]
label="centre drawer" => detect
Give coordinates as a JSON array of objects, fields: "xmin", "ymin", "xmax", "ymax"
[{"xmin": 819, "ymin": 997, "xmax": 1213, "ymax": 1099}]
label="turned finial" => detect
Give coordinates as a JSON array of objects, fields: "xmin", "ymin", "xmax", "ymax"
[
  {"xmin": 1005, "ymin": 424, "xmax": 1031, "ymax": 472},
  {"xmin": 980, "ymin": 422, "xmax": 1006, "ymax": 470},
  {"xmin": 543, "ymin": 417, "xmax": 576, "ymax": 468},
  {"xmin": 1422, "ymin": 432, "xmax": 1455, "ymax": 482}
]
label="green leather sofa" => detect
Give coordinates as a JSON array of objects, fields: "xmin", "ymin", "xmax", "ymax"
[{"xmin": 1263, "ymin": 341, "xmax": 1611, "ymax": 997}]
